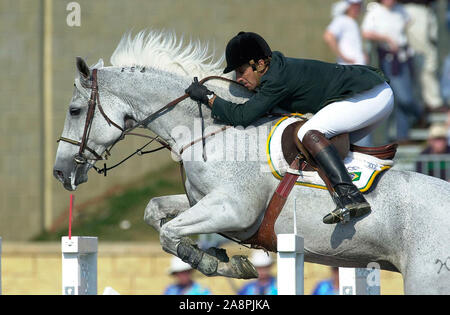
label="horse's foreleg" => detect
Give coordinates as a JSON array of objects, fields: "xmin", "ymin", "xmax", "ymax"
[
  {"xmin": 144, "ymin": 194, "xmax": 191, "ymax": 233},
  {"xmin": 159, "ymin": 190, "xmax": 264, "ymax": 279}
]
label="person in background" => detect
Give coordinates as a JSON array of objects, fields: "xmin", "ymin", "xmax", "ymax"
[
  {"xmin": 311, "ymin": 267, "xmax": 340, "ymax": 295},
  {"xmin": 442, "ymin": 54, "xmax": 450, "ymax": 107},
  {"xmin": 415, "ymin": 123, "xmax": 450, "ymax": 181},
  {"xmin": 448, "ymin": 0, "xmax": 450, "ymax": 29},
  {"xmin": 324, "ymin": 0, "xmax": 366, "ymax": 66},
  {"xmin": 238, "ymin": 251, "xmax": 277, "ymax": 295},
  {"xmin": 397, "ymin": 0, "xmax": 446, "ymax": 113},
  {"xmin": 164, "ymin": 256, "xmax": 211, "ymax": 295},
  {"xmin": 324, "ymin": 0, "xmax": 373, "ymax": 146},
  {"xmin": 447, "ymin": 110, "xmax": 450, "ymax": 144},
  {"xmin": 362, "ymin": 0, "xmax": 424, "ymax": 144},
  {"xmin": 442, "ymin": 1, "xmax": 450, "ymax": 107}
]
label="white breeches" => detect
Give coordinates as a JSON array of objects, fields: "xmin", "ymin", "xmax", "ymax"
[{"xmin": 297, "ymin": 82, "xmax": 394, "ymax": 144}]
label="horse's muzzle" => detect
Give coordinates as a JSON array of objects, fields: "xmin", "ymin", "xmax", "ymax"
[
  {"xmin": 53, "ymin": 169, "xmax": 65, "ymax": 184},
  {"xmin": 53, "ymin": 164, "xmax": 88, "ymax": 191}
]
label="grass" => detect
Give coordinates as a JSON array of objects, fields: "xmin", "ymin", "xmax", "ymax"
[{"xmin": 33, "ymin": 162, "xmax": 185, "ymax": 242}]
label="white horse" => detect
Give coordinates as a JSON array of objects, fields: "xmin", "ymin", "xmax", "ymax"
[{"xmin": 53, "ymin": 30, "xmax": 450, "ymax": 294}]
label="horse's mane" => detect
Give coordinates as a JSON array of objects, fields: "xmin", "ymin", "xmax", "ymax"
[{"xmin": 110, "ymin": 29, "xmax": 226, "ymax": 78}]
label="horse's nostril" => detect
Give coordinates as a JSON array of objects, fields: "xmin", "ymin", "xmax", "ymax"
[{"xmin": 53, "ymin": 169, "xmax": 65, "ymax": 182}]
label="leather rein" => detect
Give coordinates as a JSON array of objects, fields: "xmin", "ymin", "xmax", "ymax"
[{"xmin": 57, "ymin": 69, "xmax": 237, "ymax": 176}]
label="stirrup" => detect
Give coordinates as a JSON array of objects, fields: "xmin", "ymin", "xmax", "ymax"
[
  {"xmin": 323, "ymin": 207, "xmax": 351, "ymax": 224},
  {"xmin": 323, "ymin": 203, "xmax": 371, "ymax": 225}
]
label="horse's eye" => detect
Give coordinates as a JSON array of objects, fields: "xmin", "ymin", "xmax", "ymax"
[{"xmin": 70, "ymin": 108, "xmax": 81, "ymax": 116}]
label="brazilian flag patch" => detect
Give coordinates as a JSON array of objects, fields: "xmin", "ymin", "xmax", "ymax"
[{"xmin": 350, "ymin": 172, "xmax": 361, "ymax": 181}]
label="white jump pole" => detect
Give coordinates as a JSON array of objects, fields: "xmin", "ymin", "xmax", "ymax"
[
  {"xmin": 61, "ymin": 236, "xmax": 98, "ymax": 295},
  {"xmin": 277, "ymin": 198, "xmax": 304, "ymax": 295},
  {"xmin": 339, "ymin": 266, "xmax": 380, "ymax": 295},
  {"xmin": 0, "ymin": 236, "xmax": 2, "ymax": 295}
]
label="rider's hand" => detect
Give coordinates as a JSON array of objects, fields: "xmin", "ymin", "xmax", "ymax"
[{"xmin": 185, "ymin": 77, "xmax": 214, "ymax": 105}]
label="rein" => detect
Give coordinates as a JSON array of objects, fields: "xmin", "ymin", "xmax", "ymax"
[
  {"xmin": 57, "ymin": 71, "xmax": 238, "ymax": 176},
  {"xmin": 57, "ymin": 69, "xmax": 289, "ymax": 249}
]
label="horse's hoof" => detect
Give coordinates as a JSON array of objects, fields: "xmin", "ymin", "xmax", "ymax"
[{"xmin": 230, "ymin": 255, "xmax": 258, "ymax": 279}]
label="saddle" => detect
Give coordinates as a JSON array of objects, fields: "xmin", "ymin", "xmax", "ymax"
[
  {"xmin": 282, "ymin": 120, "xmax": 398, "ymax": 171},
  {"xmin": 244, "ymin": 119, "xmax": 398, "ymax": 252}
]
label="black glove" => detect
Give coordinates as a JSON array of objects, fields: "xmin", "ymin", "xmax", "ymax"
[{"xmin": 185, "ymin": 77, "xmax": 214, "ymax": 105}]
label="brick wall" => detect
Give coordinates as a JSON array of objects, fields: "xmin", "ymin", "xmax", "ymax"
[{"xmin": 1, "ymin": 241, "xmax": 403, "ymax": 295}]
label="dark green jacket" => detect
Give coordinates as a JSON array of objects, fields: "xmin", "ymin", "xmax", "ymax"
[{"xmin": 211, "ymin": 51, "xmax": 388, "ymax": 127}]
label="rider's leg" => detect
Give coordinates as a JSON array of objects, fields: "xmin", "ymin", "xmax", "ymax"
[
  {"xmin": 302, "ymin": 130, "xmax": 371, "ymax": 223},
  {"xmin": 297, "ymin": 82, "xmax": 394, "ymax": 224}
]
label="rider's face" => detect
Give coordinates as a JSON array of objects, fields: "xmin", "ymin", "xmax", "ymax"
[{"xmin": 235, "ymin": 63, "xmax": 259, "ymax": 91}]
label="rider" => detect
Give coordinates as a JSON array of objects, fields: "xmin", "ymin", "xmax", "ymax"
[{"xmin": 185, "ymin": 31, "xmax": 394, "ymax": 224}]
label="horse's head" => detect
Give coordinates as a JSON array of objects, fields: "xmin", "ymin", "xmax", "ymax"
[{"xmin": 53, "ymin": 57, "xmax": 134, "ymax": 191}]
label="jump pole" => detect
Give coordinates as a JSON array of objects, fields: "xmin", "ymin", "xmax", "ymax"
[
  {"xmin": 61, "ymin": 195, "xmax": 98, "ymax": 295},
  {"xmin": 0, "ymin": 236, "xmax": 2, "ymax": 295},
  {"xmin": 62, "ymin": 236, "xmax": 98, "ymax": 295},
  {"xmin": 339, "ymin": 266, "xmax": 380, "ymax": 295},
  {"xmin": 277, "ymin": 198, "xmax": 304, "ymax": 295}
]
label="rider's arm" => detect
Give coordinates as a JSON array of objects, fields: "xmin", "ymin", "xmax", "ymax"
[{"xmin": 210, "ymin": 82, "xmax": 289, "ymax": 128}]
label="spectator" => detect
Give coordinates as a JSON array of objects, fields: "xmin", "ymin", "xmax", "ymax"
[
  {"xmin": 444, "ymin": 2, "xmax": 450, "ymax": 108},
  {"xmin": 163, "ymin": 257, "xmax": 211, "ymax": 295},
  {"xmin": 324, "ymin": 0, "xmax": 366, "ymax": 65},
  {"xmin": 362, "ymin": 0, "xmax": 425, "ymax": 143},
  {"xmin": 397, "ymin": 0, "xmax": 446, "ymax": 113},
  {"xmin": 447, "ymin": 0, "xmax": 450, "ymax": 29},
  {"xmin": 447, "ymin": 109, "xmax": 450, "ymax": 144},
  {"xmin": 324, "ymin": 0, "xmax": 373, "ymax": 146},
  {"xmin": 311, "ymin": 267, "xmax": 340, "ymax": 295},
  {"xmin": 415, "ymin": 123, "xmax": 450, "ymax": 181},
  {"xmin": 238, "ymin": 251, "xmax": 277, "ymax": 295},
  {"xmin": 441, "ymin": 53, "xmax": 450, "ymax": 107}
]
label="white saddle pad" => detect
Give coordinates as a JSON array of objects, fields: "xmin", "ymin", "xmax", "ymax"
[{"xmin": 266, "ymin": 116, "xmax": 393, "ymax": 192}]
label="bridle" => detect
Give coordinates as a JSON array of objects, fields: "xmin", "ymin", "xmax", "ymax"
[
  {"xmin": 58, "ymin": 69, "xmax": 124, "ymax": 165},
  {"xmin": 56, "ymin": 67, "xmax": 286, "ymax": 249},
  {"xmin": 57, "ymin": 68, "xmax": 238, "ymax": 175}
]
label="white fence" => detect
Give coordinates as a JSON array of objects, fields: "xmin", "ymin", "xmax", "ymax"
[
  {"xmin": 1, "ymin": 234, "xmax": 380, "ymax": 295},
  {"xmin": 394, "ymin": 152, "xmax": 450, "ymax": 181},
  {"xmin": 413, "ymin": 153, "xmax": 450, "ymax": 180},
  {"xmin": 0, "ymin": 237, "xmax": 2, "ymax": 295},
  {"xmin": 61, "ymin": 236, "xmax": 98, "ymax": 295},
  {"xmin": 339, "ymin": 266, "xmax": 380, "ymax": 295}
]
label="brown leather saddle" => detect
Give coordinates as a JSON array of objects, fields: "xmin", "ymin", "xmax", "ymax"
[
  {"xmin": 243, "ymin": 119, "xmax": 398, "ymax": 252},
  {"xmin": 282, "ymin": 120, "xmax": 398, "ymax": 170}
]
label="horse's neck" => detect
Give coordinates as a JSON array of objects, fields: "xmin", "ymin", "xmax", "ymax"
[{"xmin": 104, "ymin": 67, "xmax": 219, "ymax": 148}]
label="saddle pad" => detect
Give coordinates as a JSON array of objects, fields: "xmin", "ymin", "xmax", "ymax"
[{"xmin": 266, "ymin": 116, "xmax": 393, "ymax": 192}]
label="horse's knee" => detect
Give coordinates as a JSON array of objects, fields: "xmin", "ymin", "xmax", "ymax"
[{"xmin": 144, "ymin": 198, "xmax": 161, "ymax": 229}]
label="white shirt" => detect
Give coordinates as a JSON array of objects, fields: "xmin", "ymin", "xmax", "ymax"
[
  {"xmin": 361, "ymin": 3, "xmax": 410, "ymax": 49},
  {"xmin": 327, "ymin": 14, "xmax": 366, "ymax": 65}
]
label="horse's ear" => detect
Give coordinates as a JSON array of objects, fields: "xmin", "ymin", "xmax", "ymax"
[
  {"xmin": 76, "ymin": 56, "xmax": 90, "ymax": 78},
  {"xmin": 91, "ymin": 58, "xmax": 104, "ymax": 69}
]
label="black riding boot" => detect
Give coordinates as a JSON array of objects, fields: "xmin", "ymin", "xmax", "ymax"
[{"xmin": 302, "ymin": 130, "xmax": 371, "ymax": 224}]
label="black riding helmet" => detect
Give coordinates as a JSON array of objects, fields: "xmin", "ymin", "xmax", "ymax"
[{"xmin": 223, "ymin": 31, "xmax": 272, "ymax": 74}]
